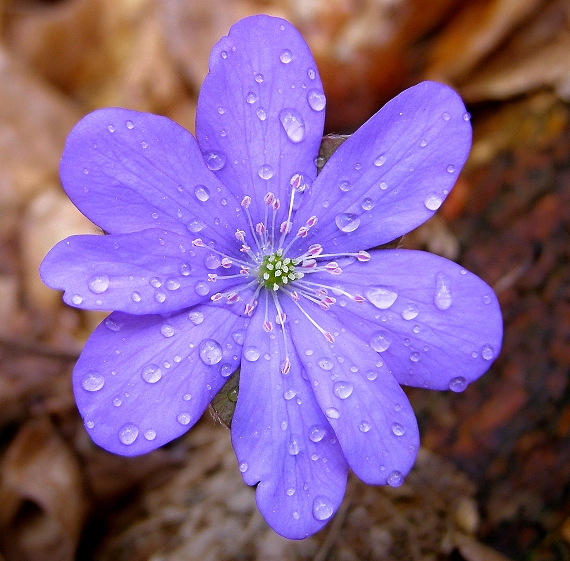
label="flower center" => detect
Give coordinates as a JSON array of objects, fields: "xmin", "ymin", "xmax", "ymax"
[{"xmin": 258, "ymin": 250, "xmax": 303, "ymax": 291}]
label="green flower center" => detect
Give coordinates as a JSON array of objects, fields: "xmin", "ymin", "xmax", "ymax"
[{"xmin": 258, "ymin": 250, "xmax": 302, "ymax": 291}]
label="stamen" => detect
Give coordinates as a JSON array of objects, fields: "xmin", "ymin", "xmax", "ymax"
[{"xmin": 288, "ymin": 297, "xmax": 334, "ymax": 343}]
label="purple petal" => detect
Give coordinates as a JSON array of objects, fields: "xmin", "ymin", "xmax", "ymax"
[
  {"xmin": 60, "ymin": 108, "xmax": 243, "ymax": 243},
  {"xmin": 292, "ymin": 81, "xmax": 472, "ymax": 253},
  {"xmin": 40, "ymin": 229, "xmax": 248, "ymax": 314},
  {"xmin": 74, "ymin": 305, "xmax": 248, "ymax": 456},
  {"xmin": 196, "ymin": 15, "xmax": 325, "ymax": 225},
  {"xmin": 311, "ymin": 249, "xmax": 503, "ymax": 391},
  {"xmin": 282, "ymin": 298, "xmax": 419, "ymax": 486},
  {"xmin": 232, "ymin": 297, "xmax": 348, "ymax": 538}
]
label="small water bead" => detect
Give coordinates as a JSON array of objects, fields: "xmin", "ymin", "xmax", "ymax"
[
  {"xmin": 141, "ymin": 363, "xmax": 162, "ymax": 384},
  {"xmin": 317, "ymin": 357, "xmax": 334, "ymax": 371},
  {"xmin": 88, "ymin": 274, "xmax": 110, "ymax": 294},
  {"xmin": 307, "ymin": 88, "xmax": 326, "ymax": 111},
  {"xmin": 325, "ymin": 407, "xmax": 340, "ymax": 419},
  {"xmin": 104, "ymin": 318, "xmax": 120, "ymax": 331},
  {"xmin": 361, "ymin": 198, "xmax": 375, "ymax": 210},
  {"xmin": 221, "ymin": 364, "xmax": 233, "ymax": 377},
  {"xmin": 199, "ymin": 339, "xmax": 223, "ymax": 365},
  {"xmin": 442, "ymin": 112, "xmax": 451, "ymax": 121},
  {"xmin": 420, "ymin": 139, "xmax": 428, "ymax": 147},
  {"xmin": 204, "ymin": 253, "xmax": 221, "ymax": 270},
  {"xmin": 391, "ymin": 422, "xmax": 405, "ymax": 436},
  {"xmin": 410, "ymin": 351, "xmax": 421, "ymax": 363},
  {"xmin": 380, "ymin": 182, "xmax": 388, "ymax": 190},
  {"xmin": 239, "ymin": 462, "xmax": 248, "ymax": 473},
  {"xmin": 72, "ymin": 294, "xmax": 83, "ymax": 305},
  {"xmin": 205, "ymin": 151, "xmax": 226, "ymax": 171},
  {"xmin": 107, "ymin": 124, "xmax": 115, "ymax": 133},
  {"xmin": 149, "ymin": 277, "xmax": 162, "ymax": 288},
  {"xmin": 374, "ymin": 155, "xmax": 386, "ymax": 167},
  {"xmin": 81, "ymin": 371, "xmax": 105, "ymax": 392},
  {"xmin": 141, "ymin": 141, "xmax": 149, "ymax": 149},
  {"xmin": 293, "ymin": 511, "xmax": 300, "ymax": 520},
  {"xmin": 232, "ymin": 331, "xmax": 245, "ymax": 345},
  {"xmin": 257, "ymin": 164, "xmax": 274, "ymax": 180},
  {"xmin": 160, "ymin": 324, "xmax": 175, "ymax": 338},
  {"xmin": 118, "ymin": 423, "xmax": 139, "ymax": 445},
  {"xmin": 165, "ymin": 278, "xmax": 180, "ymax": 291},
  {"xmin": 401, "ymin": 303, "xmax": 419, "ymax": 320},
  {"xmin": 446, "ymin": 164, "xmax": 455, "ymax": 174},
  {"xmin": 338, "ymin": 180, "xmax": 352, "ymax": 192},
  {"xmin": 312, "ymin": 496, "xmax": 334, "ymax": 521},
  {"xmin": 309, "ymin": 425, "xmax": 326, "ymax": 443},
  {"xmin": 144, "ymin": 429, "xmax": 156, "ymax": 441},
  {"xmin": 359, "ymin": 421, "xmax": 371, "ymax": 433},
  {"xmin": 366, "ymin": 287, "xmax": 398, "ymax": 309},
  {"xmin": 179, "ymin": 263, "xmax": 192, "ymax": 277},
  {"xmin": 354, "ymin": 163, "xmax": 362, "ymax": 171},
  {"xmin": 256, "ymin": 107, "xmax": 267, "ymax": 121},
  {"xmin": 286, "ymin": 487, "xmax": 295, "ymax": 496},
  {"xmin": 113, "ymin": 397, "xmax": 122, "ymax": 407},
  {"xmin": 279, "ymin": 108, "xmax": 306, "ymax": 143},
  {"xmin": 333, "ymin": 381, "xmax": 354, "ymax": 399},
  {"xmin": 308, "ymin": 68, "xmax": 316, "ymax": 79},
  {"xmin": 463, "ymin": 112, "xmax": 471, "ymax": 121},
  {"xmin": 335, "ymin": 213, "xmax": 360, "ymax": 233},
  {"xmin": 194, "ymin": 185, "xmax": 210, "ymax": 202},
  {"xmin": 288, "ymin": 436, "xmax": 301, "ymax": 456},
  {"xmin": 221, "ymin": 51, "xmax": 227, "ymax": 59},
  {"xmin": 481, "ymin": 344, "xmax": 494, "ymax": 360},
  {"xmin": 246, "ymin": 92, "xmax": 258, "ymax": 105},
  {"xmin": 243, "ymin": 346, "xmax": 261, "ymax": 362},
  {"xmin": 131, "ymin": 291, "xmax": 142, "ymax": 302},
  {"xmin": 424, "ymin": 193, "xmax": 443, "ymax": 211},
  {"xmin": 187, "ymin": 219, "xmax": 204, "ymax": 233},
  {"xmin": 284, "ymin": 389, "xmax": 296, "ymax": 400},
  {"xmin": 366, "ymin": 370, "xmax": 378, "ymax": 381},
  {"xmin": 387, "ymin": 470, "xmax": 404, "ymax": 487},
  {"xmin": 85, "ymin": 420, "xmax": 95, "ymax": 429},
  {"xmin": 434, "ymin": 272, "xmax": 453, "ymax": 310},
  {"xmin": 255, "ymin": 73, "xmax": 264, "ymax": 83},
  {"xmin": 217, "ymin": 106, "xmax": 225, "ymax": 115},
  {"xmin": 177, "ymin": 412, "xmax": 191, "ymax": 425},
  {"xmin": 195, "ymin": 281, "xmax": 209, "ymax": 296},
  {"xmin": 370, "ymin": 331, "xmax": 391, "ymax": 352},
  {"xmin": 125, "ymin": 120, "xmax": 134, "ymax": 129},
  {"xmin": 183, "ymin": 393, "xmax": 192, "ymax": 401},
  {"xmin": 154, "ymin": 291, "xmax": 166, "ymax": 303},
  {"xmin": 449, "ymin": 376, "xmax": 467, "ymax": 392},
  {"xmin": 280, "ymin": 49, "xmax": 293, "ymax": 63},
  {"xmin": 482, "ymin": 294, "xmax": 492, "ymax": 305}
]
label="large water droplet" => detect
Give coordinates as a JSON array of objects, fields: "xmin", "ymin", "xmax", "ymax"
[
  {"xmin": 81, "ymin": 371, "xmax": 104, "ymax": 392},
  {"xmin": 280, "ymin": 49, "xmax": 293, "ymax": 63},
  {"xmin": 160, "ymin": 324, "xmax": 175, "ymax": 338},
  {"xmin": 434, "ymin": 272, "xmax": 453, "ymax": 310},
  {"xmin": 391, "ymin": 422, "xmax": 405, "ymax": 436},
  {"xmin": 335, "ymin": 213, "xmax": 360, "ymax": 233},
  {"xmin": 187, "ymin": 219, "xmax": 204, "ymax": 233},
  {"xmin": 149, "ymin": 277, "xmax": 162, "ymax": 288},
  {"xmin": 188, "ymin": 311, "xmax": 204, "ymax": 325},
  {"xmin": 194, "ymin": 185, "xmax": 210, "ymax": 202},
  {"xmin": 410, "ymin": 351, "xmax": 420, "ymax": 363},
  {"xmin": 243, "ymin": 346, "xmax": 260, "ymax": 362},
  {"xmin": 449, "ymin": 376, "xmax": 467, "ymax": 392},
  {"xmin": 284, "ymin": 389, "xmax": 297, "ymax": 400},
  {"xmin": 366, "ymin": 287, "xmax": 398, "ymax": 309},
  {"xmin": 205, "ymin": 152, "xmax": 226, "ymax": 171},
  {"xmin": 141, "ymin": 363, "xmax": 162, "ymax": 384},
  {"xmin": 333, "ymin": 381, "xmax": 354, "ymax": 399},
  {"xmin": 88, "ymin": 274, "xmax": 110, "ymax": 294},
  {"xmin": 312, "ymin": 496, "xmax": 334, "ymax": 521},
  {"xmin": 177, "ymin": 412, "xmax": 191, "ymax": 425},
  {"xmin": 309, "ymin": 425, "xmax": 326, "ymax": 443},
  {"xmin": 370, "ymin": 331, "xmax": 391, "ymax": 352},
  {"xmin": 374, "ymin": 155, "xmax": 386, "ymax": 167},
  {"xmin": 246, "ymin": 92, "xmax": 257, "ymax": 104},
  {"xmin": 131, "ymin": 291, "xmax": 142, "ymax": 302},
  {"xmin": 338, "ymin": 180, "xmax": 352, "ymax": 192},
  {"xmin": 199, "ymin": 339, "xmax": 223, "ymax": 365},
  {"xmin": 307, "ymin": 89, "xmax": 326, "ymax": 111},
  {"xmin": 104, "ymin": 317, "xmax": 120, "ymax": 331},
  {"xmin": 118, "ymin": 423, "xmax": 139, "ymax": 445},
  {"xmin": 195, "ymin": 281, "xmax": 209, "ymax": 296},
  {"xmin": 144, "ymin": 429, "xmax": 156, "ymax": 441},
  {"xmin": 481, "ymin": 344, "xmax": 494, "ymax": 360},
  {"xmin": 257, "ymin": 164, "xmax": 274, "ymax": 180},
  {"xmin": 165, "ymin": 278, "xmax": 181, "ymax": 291},
  {"xmin": 424, "ymin": 193, "xmax": 443, "ymax": 211},
  {"xmin": 359, "ymin": 421, "xmax": 371, "ymax": 433},
  {"xmin": 317, "ymin": 357, "xmax": 334, "ymax": 371},
  {"xmin": 325, "ymin": 407, "xmax": 340, "ymax": 419},
  {"xmin": 387, "ymin": 470, "xmax": 404, "ymax": 487},
  {"xmin": 401, "ymin": 303, "xmax": 419, "ymax": 320},
  {"xmin": 279, "ymin": 108, "xmax": 306, "ymax": 143},
  {"xmin": 361, "ymin": 198, "xmax": 374, "ymax": 210}
]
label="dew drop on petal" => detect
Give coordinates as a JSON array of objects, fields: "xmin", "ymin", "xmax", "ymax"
[
  {"xmin": 205, "ymin": 151, "xmax": 226, "ymax": 171},
  {"xmin": 387, "ymin": 470, "xmax": 404, "ymax": 487},
  {"xmin": 232, "ymin": 331, "xmax": 245, "ymax": 345},
  {"xmin": 288, "ymin": 436, "xmax": 301, "ymax": 455},
  {"xmin": 144, "ymin": 429, "xmax": 156, "ymax": 441},
  {"xmin": 150, "ymin": 277, "xmax": 162, "ymax": 288},
  {"xmin": 370, "ymin": 331, "xmax": 391, "ymax": 352},
  {"xmin": 221, "ymin": 364, "xmax": 233, "ymax": 377},
  {"xmin": 187, "ymin": 220, "xmax": 204, "ymax": 233},
  {"xmin": 81, "ymin": 371, "xmax": 104, "ymax": 392},
  {"xmin": 307, "ymin": 68, "xmax": 316, "ymax": 80},
  {"xmin": 257, "ymin": 164, "xmax": 274, "ymax": 180},
  {"xmin": 188, "ymin": 311, "xmax": 204, "ymax": 325},
  {"xmin": 284, "ymin": 389, "xmax": 296, "ymax": 400},
  {"xmin": 255, "ymin": 73, "xmax": 264, "ymax": 83},
  {"xmin": 307, "ymin": 89, "xmax": 326, "ymax": 111},
  {"xmin": 449, "ymin": 376, "xmax": 467, "ymax": 392},
  {"xmin": 280, "ymin": 49, "xmax": 293, "ymax": 63},
  {"xmin": 104, "ymin": 318, "xmax": 120, "ymax": 331},
  {"xmin": 420, "ymin": 139, "xmax": 427, "ymax": 147},
  {"xmin": 366, "ymin": 287, "xmax": 398, "ymax": 309},
  {"xmin": 246, "ymin": 92, "xmax": 257, "ymax": 104},
  {"xmin": 325, "ymin": 407, "xmax": 340, "ymax": 419},
  {"xmin": 194, "ymin": 185, "xmax": 210, "ymax": 202},
  {"xmin": 195, "ymin": 282, "xmax": 209, "ymax": 296},
  {"xmin": 361, "ymin": 198, "xmax": 374, "ymax": 210},
  {"xmin": 366, "ymin": 370, "xmax": 378, "ymax": 381},
  {"xmin": 338, "ymin": 180, "xmax": 352, "ymax": 192},
  {"xmin": 410, "ymin": 351, "xmax": 420, "ymax": 362},
  {"xmin": 113, "ymin": 397, "xmax": 122, "ymax": 407},
  {"xmin": 199, "ymin": 339, "xmax": 223, "ymax": 365},
  {"xmin": 125, "ymin": 120, "xmax": 134, "ymax": 129},
  {"xmin": 401, "ymin": 303, "xmax": 419, "ymax": 320},
  {"xmin": 286, "ymin": 487, "xmax": 295, "ymax": 496},
  {"xmin": 312, "ymin": 496, "xmax": 334, "ymax": 521},
  {"xmin": 177, "ymin": 412, "xmax": 191, "ymax": 425},
  {"xmin": 391, "ymin": 422, "xmax": 405, "ymax": 436},
  {"xmin": 160, "ymin": 324, "xmax": 175, "ymax": 338},
  {"xmin": 446, "ymin": 164, "xmax": 455, "ymax": 173},
  {"xmin": 154, "ymin": 291, "xmax": 166, "ymax": 303},
  {"xmin": 118, "ymin": 423, "xmax": 139, "ymax": 445},
  {"xmin": 309, "ymin": 425, "xmax": 326, "ymax": 443},
  {"xmin": 333, "ymin": 381, "xmax": 353, "ymax": 399},
  {"xmin": 88, "ymin": 274, "xmax": 110, "ymax": 294},
  {"xmin": 239, "ymin": 462, "xmax": 248, "ymax": 473},
  {"xmin": 424, "ymin": 193, "xmax": 443, "ymax": 211},
  {"xmin": 72, "ymin": 294, "xmax": 83, "ymax": 305},
  {"xmin": 131, "ymin": 291, "xmax": 142, "ymax": 302},
  {"xmin": 256, "ymin": 107, "xmax": 267, "ymax": 121},
  {"xmin": 442, "ymin": 112, "xmax": 451, "ymax": 121},
  {"xmin": 317, "ymin": 357, "xmax": 334, "ymax": 371},
  {"xmin": 374, "ymin": 155, "xmax": 386, "ymax": 167},
  {"xmin": 434, "ymin": 272, "xmax": 453, "ymax": 310},
  {"xmin": 481, "ymin": 344, "xmax": 494, "ymax": 360},
  {"xmin": 165, "ymin": 278, "xmax": 181, "ymax": 291},
  {"xmin": 279, "ymin": 108, "xmax": 306, "ymax": 143},
  {"xmin": 335, "ymin": 213, "xmax": 360, "ymax": 233},
  {"xmin": 359, "ymin": 421, "xmax": 371, "ymax": 433},
  {"xmin": 243, "ymin": 346, "xmax": 260, "ymax": 362},
  {"xmin": 463, "ymin": 112, "xmax": 471, "ymax": 121},
  {"xmin": 141, "ymin": 363, "xmax": 162, "ymax": 384}
]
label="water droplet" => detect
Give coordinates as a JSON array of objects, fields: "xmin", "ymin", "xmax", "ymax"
[
  {"xmin": 141, "ymin": 141, "xmax": 148, "ymax": 149},
  {"xmin": 239, "ymin": 462, "xmax": 248, "ymax": 473},
  {"xmin": 72, "ymin": 294, "xmax": 83, "ymax": 305},
  {"xmin": 141, "ymin": 363, "xmax": 162, "ymax": 384},
  {"xmin": 307, "ymin": 68, "xmax": 316, "ymax": 80},
  {"xmin": 279, "ymin": 108, "xmax": 306, "ymax": 143},
  {"xmin": 187, "ymin": 219, "xmax": 204, "ymax": 233},
  {"xmin": 113, "ymin": 397, "xmax": 122, "ymax": 407},
  {"xmin": 307, "ymin": 89, "xmax": 326, "ymax": 111},
  {"xmin": 188, "ymin": 311, "xmax": 204, "ymax": 325},
  {"xmin": 434, "ymin": 272, "xmax": 452, "ymax": 310},
  {"xmin": 280, "ymin": 49, "xmax": 293, "ymax": 63},
  {"xmin": 107, "ymin": 124, "xmax": 115, "ymax": 133},
  {"xmin": 243, "ymin": 346, "xmax": 260, "ymax": 362},
  {"xmin": 256, "ymin": 107, "xmax": 267, "ymax": 121},
  {"xmin": 366, "ymin": 370, "xmax": 378, "ymax": 381},
  {"xmin": 293, "ymin": 510, "xmax": 300, "ymax": 520},
  {"xmin": 257, "ymin": 164, "xmax": 274, "ymax": 180},
  {"xmin": 232, "ymin": 331, "xmax": 245, "ymax": 345},
  {"xmin": 361, "ymin": 198, "xmax": 374, "ymax": 210},
  {"xmin": 335, "ymin": 213, "xmax": 360, "ymax": 233},
  {"xmin": 246, "ymin": 92, "xmax": 258, "ymax": 104},
  {"xmin": 125, "ymin": 120, "xmax": 134, "ymax": 129},
  {"xmin": 374, "ymin": 155, "xmax": 386, "ymax": 167},
  {"xmin": 195, "ymin": 281, "xmax": 209, "ymax": 296},
  {"xmin": 312, "ymin": 496, "xmax": 334, "ymax": 521},
  {"xmin": 199, "ymin": 339, "xmax": 223, "ymax": 365},
  {"xmin": 338, "ymin": 180, "xmax": 352, "ymax": 192},
  {"xmin": 183, "ymin": 393, "xmax": 192, "ymax": 401},
  {"xmin": 442, "ymin": 112, "xmax": 451, "ymax": 121},
  {"xmin": 309, "ymin": 425, "xmax": 326, "ymax": 442},
  {"xmin": 333, "ymin": 381, "xmax": 354, "ymax": 399},
  {"xmin": 387, "ymin": 470, "xmax": 404, "ymax": 487},
  {"xmin": 446, "ymin": 164, "xmax": 455, "ymax": 174},
  {"xmin": 317, "ymin": 357, "xmax": 334, "ymax": 371},
  {"xmin": 221, "ymin": 364, "xmax": 233, "ymax": 377},
  {"xmin": 391, "ymin": 422, "xmax": 405, "ymax": 436},
  {"xmin": 254, "ymin": 73, "xmax": 264, "ymax": 83},
  {"xmin": 401, "ymin": 303, "xmax": 419, "ymax": 320},
  {"xmin": 325, "ymin": 407, "xmax": 340, "ymax": 419},
  {"xmin": 288, "ymin": 436, "xmax": 301, "ymax": 455},
  {"xmin": 104, "ymin": 318, "xmax": 120, "ymax": 331},
  {"xmin": 286, "ymin": 487, "xmax": 295, "ymax": 496},
  {"xmin": 380, "ymin": 182, "xmax": 388, "ymax": 190},
  {"xmin": 149, "ymin": 277, "xmax": 162, "ymax": 288},
  {"xmin": 144, "ymin": 429, "xmax": 156, "ymax": 441},
  {"xmin": 463, "ymin": 112, "xmax": 471, "ymax": 121},
  {"xmin": 359, "ymin": 421, "xmax": 371, "ymax": 433},
  {"xmin": 154, "ymin": 291, "xmax": 166, "ymax": 303},
  {"xmin": 366, "ymin": 287, "xmax": 398, "ymax": 309},
  {"xmin": 81, "ymin": 371, "xmax": 104, "ymax": 392},
  {"xmin": 410, "ymin": 351, "xmax": 420, "ymax": 362},
  {"xmin": 481, "ymin": 344, "xmax": 494, "ymax": 360},
  {"xmin": 449, "ymin": 376, "xmax": 467, "ymax": 392},
  {"xmin": 88, "ymin": 274, "xmax": 110, "ymax": 294},
  {"xmin": 354, "ymin": 163, "xmax": 362, "ymax": 171},
  {"xmin": 370, "ymin": 331, "xmax": 391, "ymax": 352},
  {"xmin": 482, "ymin": 294, "xmax": 492, "ymax": 305},
  {"xmin": 194, "ymin": 185, "xmax": 210, "ymax": 202},
  {"xmin": 165, "ymin": 278, "xmax": 180, "ymax": 291},
  {"xmin": 221, "ymin": 51, "xmax": 227, "ymax": 59},
  {"xmin": 118, "ymin": 423, "xmax": 139, "ymax": 445},
  {"xmin": 131, "ymin": 291, "xmax": 141, "ymax": 302},
  {"xmin": 420, "ymin": 139, "xmax": 427, "ymax": 147},
  {"xmin": 284, "ymin": 389, "xmax": 296, "ymax": 400},
  {"xmin": 205, "ymin": 152, "xmax": 226, "ymax": 171},
  {"xmin": 161, "ymin": 324, "xmax": 175, "ymax": 338},
  {"xmin": 177, "ymin": 412, "xmax": 191, "ymax": 425},
  {"xmin": 424, "ymin": 193, "xmax": 443, "ymax": 211}
]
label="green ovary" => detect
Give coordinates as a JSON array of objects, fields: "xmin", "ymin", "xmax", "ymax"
[{"xmin": 258, "ymin": 250, "xmax": 300, "ymax": 291}]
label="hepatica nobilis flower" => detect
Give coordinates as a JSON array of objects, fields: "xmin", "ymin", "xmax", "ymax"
[{"xmin": 41, "ymin": 15, "xmax": 502, "ymax": 539}]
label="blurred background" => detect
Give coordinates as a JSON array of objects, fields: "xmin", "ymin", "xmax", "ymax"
[{"xmin": 0, "ymin": 0, "xmax": 569, "ymax": 559}]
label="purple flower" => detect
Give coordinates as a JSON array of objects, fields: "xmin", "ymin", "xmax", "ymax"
[{"xmin": 40, "ymin": 15, "xmax": 502, "ymax": 539}]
